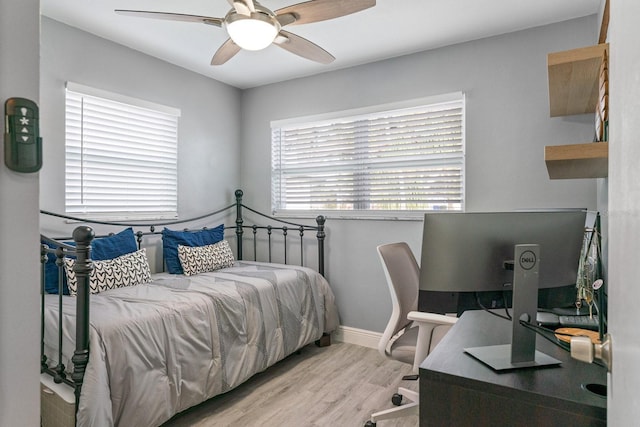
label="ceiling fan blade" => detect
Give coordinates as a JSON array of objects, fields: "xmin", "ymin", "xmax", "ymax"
[
  {"xmin": 115, "ymin": 10, "xmax": 223, "ymax": 27},
  {"xmin": 275, "ymin": 0, "xmax": 375, "ymax": 26},
  {"xmin": 276, "ymin": 13, "xmax": 297, "ymax": 27},
  {"xmin": 211, "ymin": 39, "xmax": 242, "ymax": 65},
  {"xmin": 274, "ymin": 30, "xmax": 335, "ymax": 64},
  {"xmin": 227, "ymin": 0, "xmax": 255, "ymax": 16}
]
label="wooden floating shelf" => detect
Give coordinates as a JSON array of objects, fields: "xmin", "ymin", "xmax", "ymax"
[
  {"xmin": 544, "ymin": 142, "xmax": 608, "ymax": 179},
  {"xmin": 548, "ymin": 44, "xmax": 609, "ymax": 117}
]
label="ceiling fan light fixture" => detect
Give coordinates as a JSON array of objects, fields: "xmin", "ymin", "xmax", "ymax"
[{"xmin": 226, "ymin": 12, "xmax": 280, "ymax": 51}]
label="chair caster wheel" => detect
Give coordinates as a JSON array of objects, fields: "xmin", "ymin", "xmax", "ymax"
[
  {"xmin": 364, "ymin": 421, "xmax": 376, "ymax": 427},
  {"xmin": 392, "ymin": 393, "xmax": 403, "ymax": 406}
]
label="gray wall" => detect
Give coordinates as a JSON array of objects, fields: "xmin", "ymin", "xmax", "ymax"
[
  {"xmin": 39, "ymin": 17, "xmax": 242, "ymax": 239},
  {"xmin": 240, "ymin": 16, "xmax": 600, "ymax": 332},
  {"xmin": 0, "ymin": 1, "xmax": 41, "ymax": 425}
]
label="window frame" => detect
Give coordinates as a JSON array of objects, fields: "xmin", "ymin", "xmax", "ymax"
[
  {"xmin": 271, "ymin": 92, "xmax": 466, "ymax": 220},
  {"xmin": 64, "ymin": 82, "xmax": 180, "ymax": 221}
]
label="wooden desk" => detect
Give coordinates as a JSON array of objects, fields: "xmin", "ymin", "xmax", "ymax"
[{"xmin": 419, "ymin": 310, "xmax": 607, "ymax": 426}]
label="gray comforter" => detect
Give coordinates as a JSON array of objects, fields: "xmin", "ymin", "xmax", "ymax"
[{"xmin": 43, "ymin": 261, "xmax": 339, "ymax": 427}]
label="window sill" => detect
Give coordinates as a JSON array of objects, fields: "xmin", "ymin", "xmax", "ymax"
[
  {"xmin": 62, "ymin": 213, "xmax": 178, "ymax": 224},
  {"xmin": 272, "ymin": 210, "xmax": 434, "ymax": 222}
]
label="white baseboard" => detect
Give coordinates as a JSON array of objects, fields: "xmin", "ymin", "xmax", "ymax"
[{"xmin": 332, "ymin": 325, "xmax": 381, "ymax": 349}]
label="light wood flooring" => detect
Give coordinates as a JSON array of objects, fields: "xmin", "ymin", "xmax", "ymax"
[{"xmin": 162, "ymin": 341, "xmax": 419, "ymax": 427}]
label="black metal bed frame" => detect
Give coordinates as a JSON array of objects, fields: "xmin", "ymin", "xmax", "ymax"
[{"xmin": 39, "ymin": 189, "xmax": 326, "ymax": 418}]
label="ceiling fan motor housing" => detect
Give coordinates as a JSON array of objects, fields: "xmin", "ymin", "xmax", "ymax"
[{"xmin": 224, "ymin": 5, "xmax": 281, "ymax": 51}]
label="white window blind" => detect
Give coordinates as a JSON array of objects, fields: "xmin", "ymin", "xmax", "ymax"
[
  {"xmin": 65, "ymin": 83, "xmax": 180, "ymax": 220},
  {"xmin": 271, "ymin": 93, "xmax": 465, "ymax": 217}
]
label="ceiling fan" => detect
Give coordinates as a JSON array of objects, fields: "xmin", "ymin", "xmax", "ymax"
[{"xmin": 115, "ymin": 0, "xmax": 376, "ymax": 65}]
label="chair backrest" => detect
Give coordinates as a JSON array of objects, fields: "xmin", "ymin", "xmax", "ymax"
[{"xmin": 376, "ymin": 242, "xmax": 420, "ymax": 357}]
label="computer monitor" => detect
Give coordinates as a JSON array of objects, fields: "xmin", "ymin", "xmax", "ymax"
[
  {"xmin": 419, "ymin": 210, "xmax": 587, "ymax": 312},
  {"xmin": 419, "ymin": 210, "xmax": 587, "ymax": 370}
]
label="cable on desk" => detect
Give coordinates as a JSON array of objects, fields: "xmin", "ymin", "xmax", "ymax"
[
  {"xmin": 475, "ymin": 292, "xmax": 512, "ymax": 321},
  {"xmin": 518, "ymin": 318, "xmax": 606, "ymax": 368},
  {"xmin": 502, "ymin": 291, "xmax": 512, "ymax": 320}
]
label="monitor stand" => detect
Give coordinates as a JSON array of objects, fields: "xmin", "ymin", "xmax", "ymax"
[{"xmin": 464, "ymin": 244, "xmax": 562, "ymax": 371}]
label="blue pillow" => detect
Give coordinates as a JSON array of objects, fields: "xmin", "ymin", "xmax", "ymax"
[
  {"xmin": 42, "ymin": 227, "xmax": 138, "ymax": 294},
  {"xmin": 42, "ymin": 240, "xmax": 74, "ymax": 295},
  {"xmin": 91, "ymin": 227, "xmax": 138, "ymax": 261},
  {"xmin": 162, "ymin": 224, "xmax": 225, "ymax": 274}
]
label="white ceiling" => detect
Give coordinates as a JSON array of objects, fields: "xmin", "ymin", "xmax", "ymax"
[{"xmin": 41, "ymin": 0, "xmax": 601, "ymax": 89}]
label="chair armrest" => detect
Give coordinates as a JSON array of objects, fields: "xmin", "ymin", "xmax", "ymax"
[
  {"xmin": 407, "ymin": 311, "xmax": 457, "ymax": 326},
  {"xmin": 407, "ymin": 311, "xmax": 457, "ymax": 372}
]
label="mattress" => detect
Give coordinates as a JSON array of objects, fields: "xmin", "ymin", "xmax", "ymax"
[{"xmin": 42, "ymin": 261, "xmax": 339, "ymax": 427}]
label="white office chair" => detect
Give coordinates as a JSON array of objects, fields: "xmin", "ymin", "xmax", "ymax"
[{"xmin": 365, "ymin": 242, "xmax": 457, "ymax": 427}]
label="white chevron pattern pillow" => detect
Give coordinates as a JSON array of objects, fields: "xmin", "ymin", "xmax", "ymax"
[
  {"xmin": 178, "ymin": 240, "xmax": 235, "ymax": 276},
  {"xmin": 64, "ymin": 248, "xmax": 151, "ymax": 296}
]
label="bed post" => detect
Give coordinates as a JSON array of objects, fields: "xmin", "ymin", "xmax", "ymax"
[
  {"xmin": 235, "ymin": 189, "xmax": 244, "ymax": 260},
  {"xmin": 71, "ymin": 226, "xmax": 94, "ymax": 417},
  {"xmin": 314, "ymin": 215, "xmax": 331, "ymax": 347},
  {"xmin": 40, "ymin": 245, "xmax": 48, "ymax": 373},
  {"xmin": 315, "ymin": 215, "xmax": 325, "ymax": 276}
]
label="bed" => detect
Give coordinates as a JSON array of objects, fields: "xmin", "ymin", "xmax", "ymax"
[{"xmin": 39, "ymin": 190, "xmax": 339, "ymax": 427}]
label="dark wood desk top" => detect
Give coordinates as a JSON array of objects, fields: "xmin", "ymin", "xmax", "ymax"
[{"xmin": 420, "ymin": 310, "xmax": 606, "ymax": 421}]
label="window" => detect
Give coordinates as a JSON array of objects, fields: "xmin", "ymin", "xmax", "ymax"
[
  {"xmin": 271, "ymin": 92, "xmax": 465, "ymax": 217},
  {"xmin": 65, "ymin": 82, "xmax": 180, "ymax": 220}
]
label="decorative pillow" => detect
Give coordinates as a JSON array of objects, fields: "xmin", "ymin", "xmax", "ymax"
[
  {"xmin": 91, "ymin": 227, "xmax": 138, "ymax": 261},
  {"xmin": 178, "ymin": 240, "xmax": 235, "ymax": 276},
  {"xmin": 42, "ymin": 227, "xmax": 138, "ymax": 295},
  {"xmin": 42, "ymin": 240, "xmax": 74, "ymax": 295},
  {"xmin": 64, "ymin": 249, "xmax": 151, "ymax": 296},
  {"xmin": 162, "ymin": 224, "xmax": 224, "ymax": 274}
]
